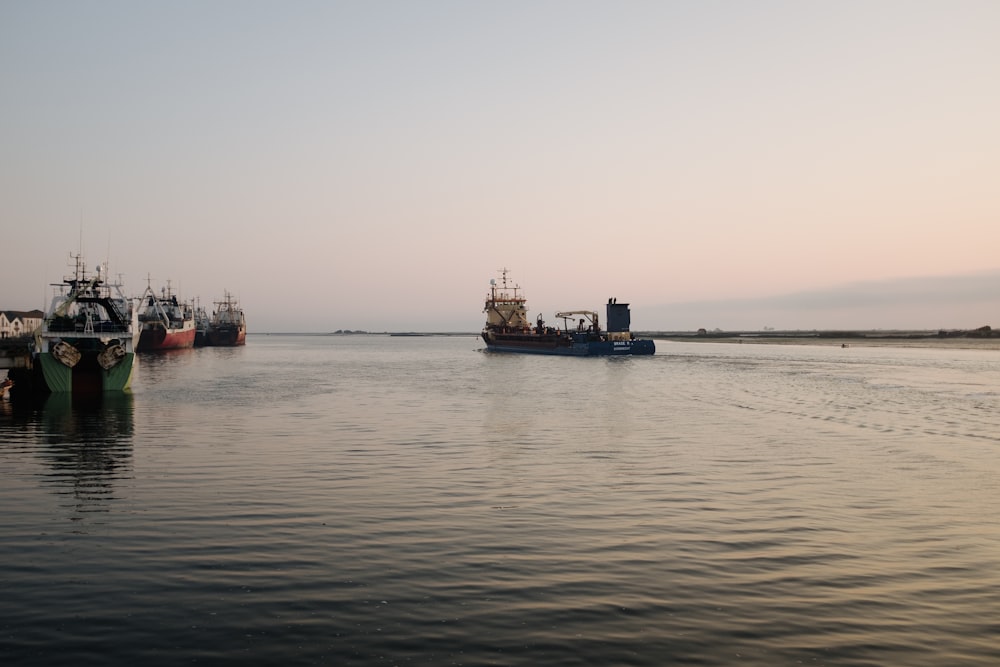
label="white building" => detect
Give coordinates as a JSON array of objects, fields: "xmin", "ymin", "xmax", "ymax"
[{"xmin": 0, "ymin": 310, "xmax": 44, "ymax": 339}]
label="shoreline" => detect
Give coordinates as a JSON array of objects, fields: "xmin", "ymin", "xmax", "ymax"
[{"xmin": 648, "ymin": 333, "xmax": 1000, "ymax": 350}]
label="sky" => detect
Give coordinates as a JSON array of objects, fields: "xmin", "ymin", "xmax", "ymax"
[{"xmin": 2, "ymin": 0, "xmax": 998, "ymax": 333}]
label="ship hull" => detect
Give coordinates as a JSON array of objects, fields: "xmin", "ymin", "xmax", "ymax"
[
  {"xmin": 137, "ymin": 324, "xmax": 196, "ymax": 351},
  {"xmin": 206, "ymin": 325, "xmax": 246, "ymax": 347},
  {"xmin": 37, "ymin": 349, "xmax": 135, "ymax": 393},
  {"xmin": 482, "ymin": 331, "xmax": 655, "ymax": 356}
]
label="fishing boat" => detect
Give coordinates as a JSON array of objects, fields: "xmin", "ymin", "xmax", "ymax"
[
  {"xmin": 481, "ymin": 270, "xmax": 655, "ymax": 356},
  {"xmin": 33, "ymin": 254, "xmax": 138, "ymax": 393},
  {"xmin": 193, "ymin": 301, "xmax": 211, "ymax": 347},
  {"xmin": 206, "ymin": 291, "xmax": 246, "ymax": 346},
  {"xmin": 136, "ymin": 282, "xmax": 196, "ymax": 351}
]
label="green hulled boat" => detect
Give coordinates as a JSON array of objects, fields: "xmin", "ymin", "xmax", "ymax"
[{"xmin": 33, "ymin": 254, "xmax": 139, "ymax": 393}]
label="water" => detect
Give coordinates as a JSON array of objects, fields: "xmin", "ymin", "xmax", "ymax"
[{"xmin": 2, "ymin": 335, "xmax": 1000, "ymax": 666}]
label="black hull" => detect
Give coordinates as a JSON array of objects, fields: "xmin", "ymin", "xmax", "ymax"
[
  {"xmin": 482, "ymin": 331, "xmax": 654, "ymax": 356},
  {"xmin": 206, "ymin": 326, "xmax": 246, "ymax": 347}
]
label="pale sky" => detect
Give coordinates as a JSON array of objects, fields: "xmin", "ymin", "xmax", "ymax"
[{"xmin": 2, "ymin": 1, "xmax": 998, "ymax": 332}]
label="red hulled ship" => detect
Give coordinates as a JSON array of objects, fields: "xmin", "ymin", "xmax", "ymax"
[{"xmin": 136, "ymin": 282, "xmax": 196, "ymax": 351}]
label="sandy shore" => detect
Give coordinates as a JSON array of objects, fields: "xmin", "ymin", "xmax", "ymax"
[{"xmin": 651, "ymin": 335, "xmax": 1000, "ymax": 350}]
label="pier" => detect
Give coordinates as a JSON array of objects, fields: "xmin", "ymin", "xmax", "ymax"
[{"xmin": 0, "ymin": 338, "xmax": 33, "ymax": 370}]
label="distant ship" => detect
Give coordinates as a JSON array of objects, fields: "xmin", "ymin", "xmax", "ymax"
[
  {"xmin": 206, "ymin": 292, "xmax": 246, "ymax": 346},
  {"xmin": 193, "ymin": 301, "xmax": 211, "ymax": 347},
  {"xmin": 33, "ymin": 253, "xmax": 138, "ymax": 393},
  {"xmin": 481, "ymin": 270, "xmax": 655, "ymax": 356},
  {"xmin": 136, "ymin": 282, "xmax": 196, "ymax": 351}
]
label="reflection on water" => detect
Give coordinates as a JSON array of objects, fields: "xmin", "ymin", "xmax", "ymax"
[{"xmin": 23, "ymin": 392, "xmax": 135, "ymax": 512}]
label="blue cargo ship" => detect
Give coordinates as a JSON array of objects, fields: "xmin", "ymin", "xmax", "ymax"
[{"xmin": 481, "ymin": 270, "xmax": 655, "ymax": 356}]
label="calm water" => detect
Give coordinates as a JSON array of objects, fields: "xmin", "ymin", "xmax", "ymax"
[{"xmin": 2, "ymin": 335, "xmax": 999, "ymax": 666}]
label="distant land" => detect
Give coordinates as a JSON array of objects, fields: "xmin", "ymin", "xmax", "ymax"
[
  {"xmin": 8, "ymin": 329, "xmax": 983, "ymax": 353},
  {"xmin": 639, "ymin": 326, "xmax": 1000, "ymax": 349},
  {"xmin": 4, "ymin": 330, "xmax": 998, "ymax": 367},
  {"xmin": 251, "ymin": 327, "xmax": 1000, "ymax": 350}
]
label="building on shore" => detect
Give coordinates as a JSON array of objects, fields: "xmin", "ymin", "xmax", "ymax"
[{"xmin": 0, "ymin": 310, "xmax": 44, "ymax": 339}]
